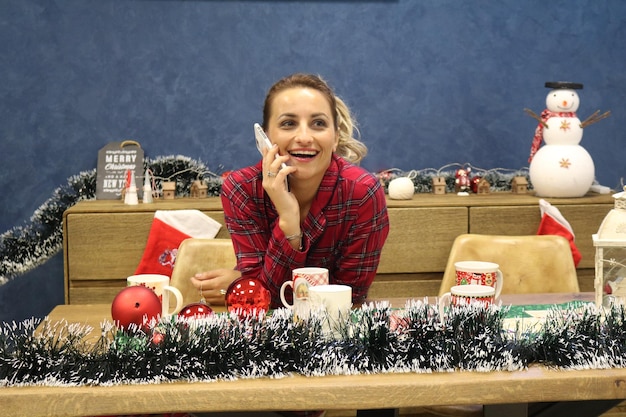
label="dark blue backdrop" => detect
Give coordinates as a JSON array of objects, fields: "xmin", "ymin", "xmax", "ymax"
[{"xmin": 1, "ymin": 0, "xmax": 624, "ymax": 322}]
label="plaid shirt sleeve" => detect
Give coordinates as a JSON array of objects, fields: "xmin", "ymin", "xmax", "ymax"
[
  {"xmin": 329, "ymin": 171, "xmax": 390, "ymax": 304},
  {"xmin": 221, "ymin": 165, "xmax": 307, "ymax": 307}
]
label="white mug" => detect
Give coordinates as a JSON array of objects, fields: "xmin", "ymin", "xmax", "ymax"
[
  {"xmin": 280, "ymin": 267, "xmax": 329, "ymax": 320},
  {"xmin": 309, "ymin": 284, "xmax": 352, "ymax": 338},
  {"xmin": 280, "ymin": 267, "xmax": 328, "ymax": 302},
  {"xmin": 127, "ymin": 274, "xmax": 184, "ymax": 317},
  {"xmin": 438, "ymin": 284, "xmax": 495, "ymax": 319},
  {"xmin": 280, "ymin": 277, "xmax": 314, "ymax": 320}
]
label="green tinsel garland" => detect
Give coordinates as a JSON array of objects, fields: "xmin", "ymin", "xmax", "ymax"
[
  {"xmin": 0, "ymin": 157, "xmax": 529, "ymax": 285},
  {"xmin": 1, "ymin": 300, "xmax": 623, "ymax": 387}
]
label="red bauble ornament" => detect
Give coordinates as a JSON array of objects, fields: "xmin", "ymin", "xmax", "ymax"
[
  {"xmin": 151, "ymin": 331, "xmax": 165, "ymax": 346},
  {"xmin": 178, "ymin": 302, "xmax": 214, "ymax": 319},
  {"xmin": 225, "ymin": 276, "xmax": 271, "ymax": 318},
  {"xmin": 111, "ymin": 286, "xmax": 162, "ymax": 330},
  {"xmin": 471, "ymin": 176, "xmax": 482, "ymax": 194}
]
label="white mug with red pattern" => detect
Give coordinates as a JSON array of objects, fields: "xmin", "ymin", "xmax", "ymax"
[
  {"xmin": 454, "ymin": 261, "xmax": 503, "ymax": 299},
  {"xmin": 280, "ymin": 267, "xmax": 329, "ymax": 320},
  {"xmin": 438, "ymin": 284, "xmax": 496, "ymax": 319}
]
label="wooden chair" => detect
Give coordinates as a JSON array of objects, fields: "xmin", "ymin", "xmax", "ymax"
[
  {"xmin": 439, "ymin": 234, "xmax": 580, "ymax": 297},
  {"xmin": 426, "ymin": 234, "xmax": 580, "ymax": 417},
  {"xmin": 169, "ymin": 238, "xmax": 237, "ymax": 306}
]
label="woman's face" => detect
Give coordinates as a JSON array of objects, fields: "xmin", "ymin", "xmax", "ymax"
[{"xmin": 266, "ymin": 87, "xmax": 337, "ymax": 182}]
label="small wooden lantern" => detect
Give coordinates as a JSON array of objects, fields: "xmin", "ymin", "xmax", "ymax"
[
  {"xmin": 162, "ymin": 181, "xmax": 176, "ymax": 200},
  {"xmin": 190, "ymin": 180, "xmax": 208, "ymax": 198},
  {"xmin": 432, "ymin": 176, "xmax": 446, "ymax": 195},
  {"xmin": 476, "ymin": 178, "xmax": 491, "ymax": 194},
  {"xmin": 593, "ymin": 188, "xmax": 626, "ymax": 307},
  {"xmin": 511, "ymin": 176, "xmax": 529, "ymax": 194}
]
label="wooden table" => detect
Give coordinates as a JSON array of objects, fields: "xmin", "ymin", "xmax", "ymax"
[{"xmin": 3, "ymin": 293, "xmax": 625, "ymax": 417}]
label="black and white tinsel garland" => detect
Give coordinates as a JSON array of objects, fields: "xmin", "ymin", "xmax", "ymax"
[
  {"xmin": 2, "ymin": 300, "xmax": 626, "ymax": 387},
  {"xmin": 0, "ymin": 155, "xmax": 223, "ymax": 285},
  {"xmin": 0, "ymin": 158, "xmax": 528, "ymax": 286}
]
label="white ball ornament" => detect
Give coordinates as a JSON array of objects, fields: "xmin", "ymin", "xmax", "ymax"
[
  {"xmin": 388, "ymin": 177, "xmax": 415, "ymax": 200},
  {"xmin": 529, "ymin": 145, "xmax": 595, "ymax": 197}
]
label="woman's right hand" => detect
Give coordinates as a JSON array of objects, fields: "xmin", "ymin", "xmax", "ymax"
[{"xmin": 262, "ymin": 144, "xmax": 300, "ymax": 235}]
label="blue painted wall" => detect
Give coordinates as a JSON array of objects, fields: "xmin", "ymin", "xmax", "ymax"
[{"xmin": 1, "ymin": 0, "xmax": 625, "ymax": 322}]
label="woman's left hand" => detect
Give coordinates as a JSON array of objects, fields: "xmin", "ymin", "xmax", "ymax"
[{"xmin": 190, "ymin": 268, "xmax": 241, "ymax": 305}]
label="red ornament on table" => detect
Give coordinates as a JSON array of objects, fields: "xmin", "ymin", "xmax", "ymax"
[
  {"xmin": 111, "ymin": 285, "xmax": 162, "ymax": 330},
  {"xmin": 151, "ymin": 331, "xmax": 165, "ymax": 346},
  {"xmin": 178, "ymin": 302, "xmax": 214, "ymax": 319},
  {"xmin": 225, "ymin": 276, "xmax": 271, "ymax": 318}
]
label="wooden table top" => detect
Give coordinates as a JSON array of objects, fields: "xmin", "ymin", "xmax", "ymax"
[
  {"xmin": 6, "ymin": 292, "xmax": 625, "ymax": 417},
  {"xmin": 45, "ymin": 291, "xmax": 596, "ymax": 325}
]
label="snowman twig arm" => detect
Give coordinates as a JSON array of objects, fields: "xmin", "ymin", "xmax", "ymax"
[
  {"xmin": 524, "ymin": 108, "xmax": 548, "ymax": 128},
  {"xmin": 580, "ymin": 110, "xmax": 611, "ymax": 128}
]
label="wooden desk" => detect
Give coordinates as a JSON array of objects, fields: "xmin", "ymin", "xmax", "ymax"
[{"xmin": 3, "ymin": 294, "xmax": 624, "ymax": 417}]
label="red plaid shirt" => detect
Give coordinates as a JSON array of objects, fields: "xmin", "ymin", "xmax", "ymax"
[{"xmin": 221, "ymin": 154, "xmax": 390, "ymax": 307}]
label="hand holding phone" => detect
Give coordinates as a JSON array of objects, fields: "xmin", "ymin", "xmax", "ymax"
[
  {"xmin": 254, "ymin": 123, "xmax": 289, "ymax": 189},
  {"xmin": 254, "ymin": 123, "xmax": 288, "ymax": 170}
]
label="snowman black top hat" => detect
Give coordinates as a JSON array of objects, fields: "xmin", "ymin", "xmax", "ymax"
[{"xmin": 545, "ymin": 81, "xmax": 583, "ymax": 89}]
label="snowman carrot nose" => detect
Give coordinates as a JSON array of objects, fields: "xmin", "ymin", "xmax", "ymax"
[{"xmin": 562, "ymin": 100, "xmax": 568, "ymax": 107}]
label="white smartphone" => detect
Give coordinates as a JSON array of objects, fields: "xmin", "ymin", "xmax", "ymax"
[
  {"xmin": 254, "ymin": 123, "xmax": 288, "ymax": 170},
  {"xmin": 254, "ymin": 123, "xmax": 289, "ymax": 189}
]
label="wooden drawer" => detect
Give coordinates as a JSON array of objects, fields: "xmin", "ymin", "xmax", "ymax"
[
  {"xmin": 378, "ymin": 207, "xmax": 467, "ymax": 273},
  {"xmin": 63, "ymin": 198, "xmax": 227, "ymax": 304},
  {"xmin": 65, "ymin": 211, "xmax": 228, "ymax": 280}
]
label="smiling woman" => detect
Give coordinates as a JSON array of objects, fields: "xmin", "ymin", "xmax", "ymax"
[
  {"xmin": 191, "ymin": 73, "xmax": 390, "ymax": 312},
  {"xmin": 262, "ymin": 74, "xmax": 368, "ymax": 166}
]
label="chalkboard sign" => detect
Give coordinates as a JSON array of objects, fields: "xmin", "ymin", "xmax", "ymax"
[{"xmin": 96, "ymin": 140, "xmax": 144, "ymax": 200}]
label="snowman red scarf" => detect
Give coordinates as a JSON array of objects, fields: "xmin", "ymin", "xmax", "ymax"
[{"xmin": 528, "ymin": 109, "xmax": 577, "ymax": 163}]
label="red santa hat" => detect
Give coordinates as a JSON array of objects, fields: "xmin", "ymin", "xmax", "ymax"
[
  {"xmin": 135, "ymin": 210, "xmax": 222, "ymax": 277},
  {"xmin": 537, "ymin": 199, "xmax": 582, "ymax": 267}
]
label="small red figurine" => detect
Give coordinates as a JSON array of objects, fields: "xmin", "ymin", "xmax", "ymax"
[{"xmin": 455, "ymin": 167, "xmax": 471, "ymax": 194}]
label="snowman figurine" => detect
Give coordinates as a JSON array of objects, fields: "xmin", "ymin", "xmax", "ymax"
[{"xmin": 527, "ymin": 81, "xmax": 608, "ymax": 198}]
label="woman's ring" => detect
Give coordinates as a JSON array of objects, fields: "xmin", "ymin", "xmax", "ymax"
[
  {"xmin": 219, "ymin": 289, "xmax": 227, "ymax": 295},
  {"xmin": 266, "ymin": 171, "xmax": 277, "ymax": 177}
]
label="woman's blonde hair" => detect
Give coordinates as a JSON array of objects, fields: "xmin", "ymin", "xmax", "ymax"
[{"xmin": 262, "ymin": 73, "xmax": 368, "ymax": 164}]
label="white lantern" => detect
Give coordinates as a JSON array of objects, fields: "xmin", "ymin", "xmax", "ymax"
[{"xmin": 593, "ymin": 188, "xmax": 626, "ymax": 307}]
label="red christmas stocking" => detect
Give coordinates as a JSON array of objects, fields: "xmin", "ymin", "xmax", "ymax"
[
  {"xmin": 537, "ymin": 199, "xmax": 582, "ymax": 267},
  {"xmin": 135, "ymin": 210, "xmax": 222, "ymax": 277}
]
